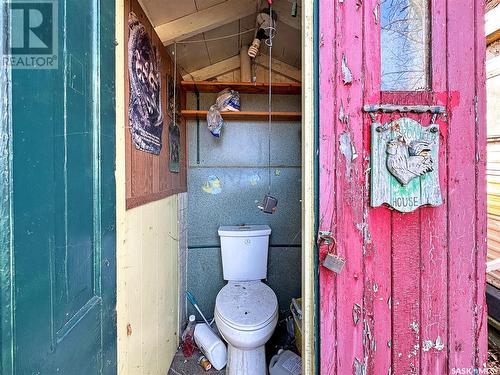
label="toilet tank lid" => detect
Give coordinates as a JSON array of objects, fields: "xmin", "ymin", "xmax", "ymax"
[{"xmin": 218, "ymin": 225, "xmax": 271, "ymax": 237}]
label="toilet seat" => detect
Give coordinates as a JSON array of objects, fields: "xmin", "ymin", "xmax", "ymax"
[{"xmin": 215, "ymin": 281, "xmax": 278, "ymax": 332}]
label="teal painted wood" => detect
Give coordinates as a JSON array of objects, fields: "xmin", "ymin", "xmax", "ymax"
[
  {"xmin": 1, "ymin": 0, "xmax": 116, "ymax": 373},
  {"xmin": 0, "ymin": 3, "xmax": 14, "ymax": 374},
  {"xmin": 370, "ymin": 117, "xmax": 442, "ymax": 212}
]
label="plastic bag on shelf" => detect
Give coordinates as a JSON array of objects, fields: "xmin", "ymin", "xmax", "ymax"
[
  {"xmin": 206, "ymin": 89, "xmax": 240, "ymax": 138},
  {"xmin": 215, "ymin": 89, "xmax": 240, "ymax": 112},
  {"xmin": 207, "ymin": 104, "xmax": 224, "ymax": 138}
]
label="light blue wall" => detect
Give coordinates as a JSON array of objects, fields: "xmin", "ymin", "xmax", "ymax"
[{"xmin": 186, "ymin": 93, "xmax": 302, "ymax": 319}]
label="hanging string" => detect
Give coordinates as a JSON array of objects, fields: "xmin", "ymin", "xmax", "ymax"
[
  {"xmin": 175, "ymin": 28, "xmax": 257, "ymax": 44},
  {"xmin": 173, "ymin": 42, "xmax": 177, "ymax": 126},
  {"xmin": 266, "ymin": 4, "xmax": 273, "ymax": 195}
]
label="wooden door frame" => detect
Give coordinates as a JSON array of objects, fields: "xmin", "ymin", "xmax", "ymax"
[{"xmin": 0, "ymin": 2, "xmax": 14, "ymax": 373}]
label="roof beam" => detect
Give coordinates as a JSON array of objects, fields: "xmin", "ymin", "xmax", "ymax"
[
  {"xmin": 183, "ymin": 55, "xmax": 302, "ymax": 82},
  {"xmin": 182, "ymin": 56, "xmax": 241, "ymax": 81},
  {"xmin": 156, "ymin": 0, "xmax": 256, "ymax": 45},
  {"xmin": 255, "ymin": 55, "xmax": 301, "ymax": 82}
]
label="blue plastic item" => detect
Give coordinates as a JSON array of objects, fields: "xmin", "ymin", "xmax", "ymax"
[{"xmin": 186, "ymin": 291, "xmax": 213, "ymax": 327}]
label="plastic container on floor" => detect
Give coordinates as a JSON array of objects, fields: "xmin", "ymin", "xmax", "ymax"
[
  {"xmin": 269, "ymin": 349, "xmax": 302, "ymax": 375},
  {"xmin": 193, "ymin": 323, "xmax": 227, "ymax": 370}
]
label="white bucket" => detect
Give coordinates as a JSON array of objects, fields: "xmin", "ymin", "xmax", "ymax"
[
  {"xmin": 269, "ymin": 349, "xmax": 302, "ymax": 375},
  {"xmin": 194, "ymin": 323, "xmax": 227, "ymax": 370}
]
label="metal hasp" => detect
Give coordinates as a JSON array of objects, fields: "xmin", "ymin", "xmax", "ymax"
[
  {"xmin": 368, "ymin": 116, "xmax": 443, "ymax": 212},
  {"xmin": 363, "ymin": 104, "xmax": 446, "ymax": 114}
]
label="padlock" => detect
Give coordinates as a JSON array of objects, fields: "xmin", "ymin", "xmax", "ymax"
[
  {"xmin": 318, "ymin": 232, "xmax": 345, "ymax": 274},
  {"xmin": 322, "ymin": 253, "xmax": 346, "ymax": 274}
]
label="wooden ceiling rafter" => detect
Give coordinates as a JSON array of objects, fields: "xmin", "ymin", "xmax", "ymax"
[
  {"xmin": 155, "ymin": 0, "xmax": 257, "ymax": 45},
  {"xmin": 271, "ymin": 1, "xmax": 301, "ymax": 30},
  {"xmin": 182, "ymin": 55, "xmax": 241, "ymax": 81},
  {"xmin": 182, "ymin": 55, "xmax": 302, "ymax": 82},
  {"xmin": 254, "ymin": 55, "xmax": 301, "ymax": 82}
]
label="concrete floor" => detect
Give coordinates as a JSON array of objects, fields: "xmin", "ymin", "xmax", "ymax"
[{"xmin": 167, "ymin": 347, "xmax": 225, "ymax": 375}]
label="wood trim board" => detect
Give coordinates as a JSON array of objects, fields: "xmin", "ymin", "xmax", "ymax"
[{"xmin": 180, "ymin": 80, "xmax": 302, "ymax": 95}]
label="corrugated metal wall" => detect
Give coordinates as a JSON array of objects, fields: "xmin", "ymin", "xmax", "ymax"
[{"xmin": 186, "ymin": 93, "xmax": 302, "ymax": 318}]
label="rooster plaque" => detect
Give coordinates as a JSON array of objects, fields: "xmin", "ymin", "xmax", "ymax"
[{"xmin": 370, "ymin": 117, "xmax": 442, "ymax": 212}]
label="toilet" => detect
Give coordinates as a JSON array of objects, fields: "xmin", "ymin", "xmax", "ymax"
[{"xmin": 214, "ymin": 225, "xmax": 278, "ymax": 375}]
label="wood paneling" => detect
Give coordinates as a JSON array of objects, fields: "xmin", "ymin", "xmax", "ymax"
[
  {"xmin": 117, "ymin": 1, "xmax": 183, "ymax": 374},
  {"xmin": 117, "ymin": 195, "xmax": 180, "ymax": 374},
  {"xmin": 125, "ymin": 0, "xmax": 187, "ymax": 210}
]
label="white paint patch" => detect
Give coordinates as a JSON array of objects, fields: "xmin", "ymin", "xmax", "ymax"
[
  {"xmin": 342, "ymin": 54, "xmax": 353, "ymax": 84},
  {"xmin": 339, "ymin": 132, "xmax": 356, "ymax": 177},
  {"xmin": 373, "ymin": 4, "xmax": 380, "ymax": 24},
  {"xmin": 422, "ymin": 336, "xmax": 445, "ymax": 352},
  {"xmin": 422, "ymin": 340, "xmax": 434, "ymax": 352},
  {"xmin": 410, "ymin": 321, "xmax": 419, "ymax": 333},
  {"xmin": 434, "ymin": 335, "xmax": 444, "ymax": 351}
]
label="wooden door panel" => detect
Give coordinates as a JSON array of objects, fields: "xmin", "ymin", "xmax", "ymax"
[
  {"xmin": 318, "ymin": 0, "xmax": 487, "ymax": 373},
  {"xmin": 52, "ymin": 0, "xmax": 101, "ymax": 342},
  {"xmin": 1, "ymin": 0, "xmax": 116, "ymax": 373}
]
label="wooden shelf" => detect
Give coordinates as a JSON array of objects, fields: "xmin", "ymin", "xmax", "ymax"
[
  {"xmin": 181, "ymin": 81, "xmax": 302, "ymax": 95},
  {"xmin": 181, "ymin": 110, "xmax": 302, "ymax": 121}
]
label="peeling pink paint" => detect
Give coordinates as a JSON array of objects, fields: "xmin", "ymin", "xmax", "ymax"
[{"xmin": 318, "ymin": 0, "xmax": 487, "ymax": 374}]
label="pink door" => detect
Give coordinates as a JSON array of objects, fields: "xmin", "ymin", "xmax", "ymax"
[{"xmin": 318, "ymin": 0, "xmax": 487, "ymax": 374}]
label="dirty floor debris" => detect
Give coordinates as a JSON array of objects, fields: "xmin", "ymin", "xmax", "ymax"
[
  {"xmin": 489, "ymin": 324, "xmax": 500, "ymax": 370},
  {"xmin": 167, "ymin": 347, "xmax": 225, "ymax": 375}
]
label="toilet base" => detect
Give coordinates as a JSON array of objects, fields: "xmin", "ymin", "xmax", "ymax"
[{"xmin": 226, "ymin": 344, "xmax": 267, "ymax": 375}]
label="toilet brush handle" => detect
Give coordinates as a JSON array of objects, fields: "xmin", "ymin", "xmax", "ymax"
[{"xmin": 186, "ymin": 291, "xmax": 212, "ymax": 327}]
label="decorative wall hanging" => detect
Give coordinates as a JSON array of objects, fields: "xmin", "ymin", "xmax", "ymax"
[
  {"xmin": 128, "ymin": 12, "xmax": 163, "ymax": 155},
  {"xmin": 367, "ymin": 109, "xmax": 443, "ymax": 212},
  {"xmin": 168, "ymin": 121, "xmax": 180, "ymax": 173}
]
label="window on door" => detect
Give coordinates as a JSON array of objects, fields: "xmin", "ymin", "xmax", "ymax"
[{"xmin": 381, "ymin": 0, "xmax": 430, "ymax": 91}]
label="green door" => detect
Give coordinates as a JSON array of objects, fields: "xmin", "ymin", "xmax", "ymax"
[{"xmin": 1, "ymin": 0, "xmax": 116, "ymax": 374}]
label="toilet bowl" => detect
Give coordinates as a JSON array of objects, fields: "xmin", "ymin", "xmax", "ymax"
[
  {"xmin": 215, "ymin": 281, "xmax": 278, "ymax": 375},
  {"xmin": 215, "ymin": 225, "xmax": 277, "ymax": 375}
]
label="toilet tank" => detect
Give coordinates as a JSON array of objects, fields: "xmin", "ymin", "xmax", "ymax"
[{"xmin": 218, "ymin": 225, "xmax": 272, "ymax": 281}]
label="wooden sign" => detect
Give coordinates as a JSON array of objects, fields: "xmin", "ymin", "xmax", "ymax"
[{"xmin": 370, "ymin": 117, "xmax": 442, "ymax": 212}]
